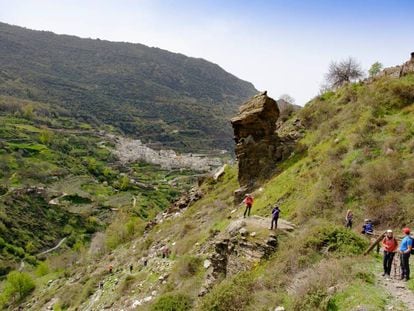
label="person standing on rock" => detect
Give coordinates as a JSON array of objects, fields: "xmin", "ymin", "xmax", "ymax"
[
  {"xmin": 381, "ymin": 230, "xmax": 398, "ymax": 278},
  {"xmin": 399, "ymin": 227, "xmax": 413, "ymax": 281},
  {"xmin": 345, "ymin": 209, "xmax": 353, "ymax": 229},
  {"xmin": 270, "ymin": 205, "xmax": 280, "ymax": 230},
  {"xmin": 243, "ymin": 194, "xmax": 254, "ymax": 218}
]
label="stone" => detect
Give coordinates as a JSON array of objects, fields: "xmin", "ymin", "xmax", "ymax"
[
  {"xmin": 250, "ymin": 232, "xmax": 256, "ymax": 237},
  {"xmin": 274, "ymin": 307, "xmax": 285, "ymax": 311},
  {"xmin": 231, "ymin": 93, "xmax": 282, "ymax": 189},
  {"xmin": 385, "ymin": 148, "xmax": 394, "ymax": 155},
  {"xmin": 213, "ymin": 164, "xmax": 227, "ymax": 180},
  {"xmin": 143, "ymin": 296, "xmax": 152, "ymax": 302},
  {"xmin": 204, "ymin": 259, "xmax": 212, "ymax": 269},
  {"xmin": 227, "ymin": 220, "xmax": 247, "ymax": 236},
  {"xmin": 327, "ymin": 286, "xmax": 337, "ymax": 295},
  {"xmin": 239, "ymin": 228, "xmax": 248, "ymax": 236}
]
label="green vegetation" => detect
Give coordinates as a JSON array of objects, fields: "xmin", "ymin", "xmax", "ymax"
[
  {"xmin": 1, "ymin": 26, "xmax": 413, "ymax": 309},
  {"xmin": 150, "ymin": 293, "xmax": 193, "ymax": 311},
  {"xmin": 0, "ymin": 94, "xmax": 196, "ymax": 277},
  {"xmin": 0, "ymin": 271, "xmax": 35, "ymax": 308},
  {"xmin": 0, "ymin": 22, "xmax": 256, "ymax": 152}
]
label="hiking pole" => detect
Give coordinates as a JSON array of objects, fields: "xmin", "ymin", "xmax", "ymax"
[{"xmin": 363, "ymin": 231, "xmax": 386, "ymax": 255}]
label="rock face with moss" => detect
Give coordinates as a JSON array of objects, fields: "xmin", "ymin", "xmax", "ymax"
[{"xmin": 231, "ymin": 93, "xmax": 282, "ymax": 190}]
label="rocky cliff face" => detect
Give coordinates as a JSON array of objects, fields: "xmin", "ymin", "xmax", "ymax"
[{"xmin": 231, "ymin": 93, "xmax": 283, "ymax": 191}]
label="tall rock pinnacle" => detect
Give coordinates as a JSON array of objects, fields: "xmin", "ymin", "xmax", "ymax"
[{"xmin": 231, "ymin": 93, "xmax": 282, "ymax": 191}]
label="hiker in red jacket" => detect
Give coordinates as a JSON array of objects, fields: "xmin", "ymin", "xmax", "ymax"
[
  {"xmin": 243, "ymin": 194, "xmax": 254, "ymax": 218},
  {"xmin": 381, "ymin": 229, "xmax": 398, "ymax": 278}
]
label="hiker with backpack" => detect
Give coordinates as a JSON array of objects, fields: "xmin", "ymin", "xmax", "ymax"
[
  {"xmin": 345, "ymin": 209, "xmax": 353, "ymax": 229},
  {"xmin": 361, "ymin": 219, "xmax": 374, "ymax": 235},
  {"xmin": 399, "ymin": 227, "xmax": 413, "ymax": 281},
  {"xmin": 243, "ymin": 194, "xmax": 254, "ymax": 218},
  {"xmin": 270, "ymin": 205, "xmax": 280, "ymax": 230},
  {"xmin": 381, "ymin": 230, "xmax": 398, "ymax": 278}
]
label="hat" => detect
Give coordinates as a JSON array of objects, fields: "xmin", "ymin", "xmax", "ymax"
[
  {"xmin": 403, "ymin": 227, "xmax": 411, "ymax": 234},
  {"xmin": 364, "ymin": 219, "xmax": 370, "ymax": 222},
  {"xmin": 386, "ymin": 229, "xmax": 393, "ymax": 233}
]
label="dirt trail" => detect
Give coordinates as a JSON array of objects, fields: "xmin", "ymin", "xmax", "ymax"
[
  {"xmin": 377, "ymin": 255, "xmax": 414, "ymax": 310},
  {"xmin": 37, "ymin": 237, "xmax": 67, "ymax": 256}
]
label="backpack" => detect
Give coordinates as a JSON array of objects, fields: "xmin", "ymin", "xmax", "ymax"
[{"xmin": 411, "ymin": 237, "xmax": 414, "ymax": 255}]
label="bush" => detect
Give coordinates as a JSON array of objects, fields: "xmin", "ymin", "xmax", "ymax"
[
  {"xmin": 360, "ymin": 157, "xmax": 405, "ymax": 194},
  {"xmin": 150, "ymin": 293, "xmax": 193, "ymax": 311},
  {"xmin": 36, "ymin": 261, "xmax": 50, "ymax": 277},
  {"xmin": 174, "ymin": 256, "xmax": 202, "ymax": 278},
  {"xmin": 305, "ymin": 224, "xmax": 368, "ymax": 255},
  {"xmin": 200, "ymin": 272, "xmax": 254, "ymax": 311},
  {"xmin": 1, "ymin": 271, "xmax": 35, "ymax": 304}
]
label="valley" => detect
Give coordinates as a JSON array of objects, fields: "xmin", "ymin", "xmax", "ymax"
[{"xmin": 1, "ymin": 16, "xmax": 414, "ymax": 311}]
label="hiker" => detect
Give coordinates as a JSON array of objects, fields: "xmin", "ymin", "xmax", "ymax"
[
  {"xmin": 129, "ymin": 264, "xmax": 133, "ymax": 272},
  {"xmin": 361, "ymin": 219, "xmax": 373, "ymax": 235},
  {"xmin": 399, "ymin": 227, "xmax": 413, "ymax": 281},
  {"xmin": 108, "ymin": 265, "xmax": 113, "ymax": 274},
  {"xmin": 381, "ymin": 229, "xmax": 398, "ymax": 277},
  {"xmin": 243, "ymin": 194, "xmax": 254, "ymax": 218},
  {"xmin": 270, "ymin": 205, "xmax": 280, "ymax": 230},
  {"xmin": 345, "ymin": 209, "xmax": 353, "ymax": 229},
  {"xmin": 162, "ymin": 246, "xmax": 170, "ymax": 258}
]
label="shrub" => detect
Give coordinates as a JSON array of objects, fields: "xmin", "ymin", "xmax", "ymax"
[
  {"xmin": 174, "ymin": 256, "xmax": 202, "ymax": 278},
  {"xmin": 305, "ymin": 224, "xmax": 368, "ymax": 255},
  {"xmin": 36, "ymin": 261, "xmax": 50, "ymax": 277},
  {"xmin": 360, "ymin": 157, "xmax": 405, "ymax": 194},
  {"xmin": 150, "ymin": 293, "xmax": 193, "ymax": 311},
  {"xmin": 1, "ymin": 271, "xmax": 35, "ymax": 304},
  {"xmin": 200, "ymin": 272, "xmax": 255, "ymax": 311}
]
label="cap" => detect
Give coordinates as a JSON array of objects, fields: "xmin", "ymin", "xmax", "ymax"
[
  {"xmin": 364, "ymin": 219, "xmax": 369, "ymax": 222},
  {"xmin": 403, "ymin": 227, "xmax": 411, "ymax": 234},
  {"xmin": 386, "ymin": 229, "xmax": 393, "ymax": 233}
]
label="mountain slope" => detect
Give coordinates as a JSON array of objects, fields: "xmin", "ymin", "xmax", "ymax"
[
  {"xmin": 0, "ymin": 22, "xmax": 257, "ymax": 152},
  {"xmin": 8, "ymin": 64, "xmax": 414, "ymax": 310}
]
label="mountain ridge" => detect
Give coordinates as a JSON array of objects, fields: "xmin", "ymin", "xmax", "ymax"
[{"xmin": 0, "ymin": 21, "xmax": 257, "ymax": 152}]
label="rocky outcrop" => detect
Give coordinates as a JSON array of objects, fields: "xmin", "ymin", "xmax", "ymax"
[
  {"xmin": 370, "ymin": 52, "xmax": 414, "ymax": 81},
  {"xmin": 231, "ymin": 93, "xmax": 283, "ymax": 191},
  {"xmin": 198, "ymin": 216, "xmax": 289, "ymax": 296}
]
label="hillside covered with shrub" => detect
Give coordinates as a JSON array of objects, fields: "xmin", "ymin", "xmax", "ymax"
[
  {"xmin": 0, "ymin": 94, "xmax": 200, "ymax": 280},
  {"xmin": 0, "ymin": 22, "xmax": 257, "ymax": 152},
  {"xmin": 3, "ymin": 63, "xmax": 413, "ymax": 310}
]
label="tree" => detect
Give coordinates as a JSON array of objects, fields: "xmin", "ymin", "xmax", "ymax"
[
  {"xmin": 368, "ymin": 61, "xmax": 383, "ymax": 77},
  {"xmin": 325, "ymin": 57, "xmax": 364, "ymax": 89},
  {"xmin": 278, "ymin": 94, "xmax": 295, "ymax": 105}
]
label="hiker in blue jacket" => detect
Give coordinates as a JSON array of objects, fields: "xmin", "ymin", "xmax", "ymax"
[
  {"xmin": 361, "ymin": 219, "xmax": 374, "ymax": 235},
  {"xmin": 399, "ymin": 227, "xmax": 413, "ymax": 281},
  {"xmin": 270, "ymin": 205, "xmax": 280, "ymax": 230}
]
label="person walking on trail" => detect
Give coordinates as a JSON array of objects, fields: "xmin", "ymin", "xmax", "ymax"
[
  {"xmin": 381, "ymin": 229, "xmax": 398, "ymax": 278},
  {"xmin": 243, "ymin": 194, "xmax": 254, "ymax": 218},
  {"xmin": 399, "ymin": 227, "xmax": 413, "ymax": 281},
  {"xmin": 345, "ymin": 209, "xmax": 353, "ymax": 229},
  {"xmin": 361, "ymin": 219, "xmax": 374, "ymax": 235},
  {"xmin": 270, "ymin": 205, "xmax": 280, "ymax": 230}
]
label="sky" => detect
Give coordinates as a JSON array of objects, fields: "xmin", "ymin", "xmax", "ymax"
[{"xmin": 1, "ymin": 0, "xmax": 414, "ymax": 105}]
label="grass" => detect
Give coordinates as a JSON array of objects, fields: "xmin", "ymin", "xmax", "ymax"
[{"xmin": 328, "ymin": 281, "xmax": 388, "ymax": 311}]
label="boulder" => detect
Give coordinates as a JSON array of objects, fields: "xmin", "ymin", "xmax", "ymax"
[
  {"xmin": 227, "ymin": 220, "xmax": 247, "ymax": 236},
  {"xmin": 239, "ymin": 228, "xmax": 248, "ymax": 236}
]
